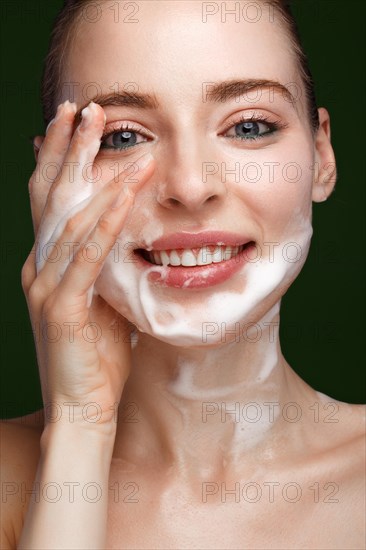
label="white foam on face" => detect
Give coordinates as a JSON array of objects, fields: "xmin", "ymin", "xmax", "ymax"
[{"xmin": 96, "ymin": 215, "xmax": 312, "ymax": 349}]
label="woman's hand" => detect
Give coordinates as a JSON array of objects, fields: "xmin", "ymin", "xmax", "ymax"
[{"xmin": 21, "ymin": 100, "xmax": 154, "ymax": 433}]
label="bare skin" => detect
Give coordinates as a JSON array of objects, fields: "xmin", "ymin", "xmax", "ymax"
[
  {"xmin": 1, "ymin": 398, "xmax": 365, "ymax": 549},
  {"xmin": 1, "ymin": 1, "xmax": 365, "ymax": 549}
]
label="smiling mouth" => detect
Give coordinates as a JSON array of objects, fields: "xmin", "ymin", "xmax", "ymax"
[{"xmin": 135, "ymin": 242, "xmax": 254, "ymax": 267}]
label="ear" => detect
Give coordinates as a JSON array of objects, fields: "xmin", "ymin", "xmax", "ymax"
[
  {"xmin": 312, "ymin": 107, "xmax": 337, "ymax": 203},
  {"xmin": 32, "ymin": 136, "xmax": 44, "ymax": 163}
]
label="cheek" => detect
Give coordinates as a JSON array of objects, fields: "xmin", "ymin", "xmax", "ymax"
[{"xmin": 232, "ymin": 136, "xmax": 315, "ymax": 237}]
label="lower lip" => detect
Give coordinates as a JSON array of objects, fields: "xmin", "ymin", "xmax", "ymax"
[{"xmin": 133, "ymin": 243, "xmax": 255, "ymax": 289}]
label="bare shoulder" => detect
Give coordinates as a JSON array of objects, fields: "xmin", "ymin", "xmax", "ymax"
[
  {"xmin": 315, "ymin": 391, "xmax": 365, "ymax": 441},
  {"xmin": 316, "ymin": 395, "xmax": 366, "ymax": 510},
  {"xmin": 335, "ymin": 402, "xmax": 366, "ymax": 537},
  {"xmin": 332, "ymin": 398, "xmax": 365, "ymax": 448},
  {"xmin": 0, "ymin": 416, "xmax": 43, "ymax": 549},
  {"xmin": 338, "ymin": 401, "xmax": 366, "ymax": 474}
]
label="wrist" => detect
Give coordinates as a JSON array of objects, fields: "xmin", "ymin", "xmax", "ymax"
[
  {"xmin": 40, "ymin": 417, "xmax": 117, "ymax": 456},
  {"xmin": 41, "ymin": 399, "xmax": 119, "ymax": 434}
]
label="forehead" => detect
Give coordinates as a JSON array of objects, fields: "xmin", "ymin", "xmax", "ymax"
[{"xmin": 64, "ymin": 0, "xmax": 300, "ymax": 108}]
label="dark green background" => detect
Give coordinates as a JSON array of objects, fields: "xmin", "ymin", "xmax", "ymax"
[{"xmin": 0, "ymin": 0, "xmax": 365, "ymax": 417}]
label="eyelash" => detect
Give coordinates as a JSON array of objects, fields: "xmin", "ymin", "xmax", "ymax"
[
  {"xmin": 100, "ymin": 121, "xmax": 146, "ymax": 151},
  {"xmin": 99, "ymin": 114, "xmax": 288, "ymax": 153},
  {"xmin": 222, "ymin": 113, "xmax": 288, "ymax": 141}
]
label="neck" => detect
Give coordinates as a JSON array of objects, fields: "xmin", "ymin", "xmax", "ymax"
[{"xmin": 113, "ymin": 303, "xmax": 318, "ymax": 481}]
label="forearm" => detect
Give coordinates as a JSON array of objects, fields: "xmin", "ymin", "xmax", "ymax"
[{"xmin": 17, "ymin": 423, "xmax": 116, "ymax": 550}]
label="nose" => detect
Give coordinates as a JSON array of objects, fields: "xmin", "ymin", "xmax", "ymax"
[{"xmin": 155, "ymin": 142, "xmax": 227, "ymax": 212}]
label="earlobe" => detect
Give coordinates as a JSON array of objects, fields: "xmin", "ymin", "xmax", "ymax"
[{"xmin": 312, "ymin": 107, "xmax": 337, "ymax": 203}]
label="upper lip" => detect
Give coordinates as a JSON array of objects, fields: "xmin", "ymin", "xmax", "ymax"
[{"xmin": 138, "ymin": 231, "xmax": 253, "ymax": 251}]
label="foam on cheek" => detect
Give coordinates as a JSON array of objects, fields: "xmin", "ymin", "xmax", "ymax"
[
  {"xmin": 97, "ymin": 240, "xmax": 285, "ymax": 348},
  {"xmin": 96, "ymin": 210, "xmax": 313, "ymax": 347}
]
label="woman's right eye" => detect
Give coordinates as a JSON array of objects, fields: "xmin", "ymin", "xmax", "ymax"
[{"xmin": 100, "ymin": 124, "xmax": 149, "ymax": 151}]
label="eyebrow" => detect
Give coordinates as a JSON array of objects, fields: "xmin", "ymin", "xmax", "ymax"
[
  {"xmin": 74, "ymin": 78, "xmax": 296, "ymax": 121},
  {"xmin": 74, "ymin": 91, "xmax": 158, "ymax": 122},
  {"xmin": 203, "ymin": 78, "xmax": 296, "ymax": 104}
]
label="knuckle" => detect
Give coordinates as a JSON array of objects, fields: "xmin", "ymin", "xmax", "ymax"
[
  {"xmin": 64, "ymin": 212, "xmax": 83, "ymax": 234},
  {"xmin": 28, "ymin": 281, "xmax": 45, "ymax": 308},
  {"xmin": 21, "ymin": 250, "xmax": 36, "ymax": 293},
  {"xmin": 98, "ymin": 216, "xmax": 113, "ymax": 235},
  {"xmin": 21, "ymin": 263, "xmax": 33, "ymax": 293}
]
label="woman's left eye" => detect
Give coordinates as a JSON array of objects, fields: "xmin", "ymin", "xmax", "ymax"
[
  {"xmin": 100, "ymin": 124, "xmax": 148, "ymax": 151},
  {"xmin": 224, "ymin": 117, "xmax": 281, "ymax": 141}
]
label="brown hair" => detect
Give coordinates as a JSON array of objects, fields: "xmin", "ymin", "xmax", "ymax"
[{"xmin": 40, "ymin": 0, "xmax": 319, "ymax": 132}]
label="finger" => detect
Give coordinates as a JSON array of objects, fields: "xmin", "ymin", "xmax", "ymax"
[
  {"xmin": 32, "ymin": 136, "xmax": 44, "ymax": 162},
  {"xmin": 21, "ymin": 245, "xmax": 37, "ymax": 296},
  {"xmin": 35, "ymin": 152, "xmax": 154, "ymax": 290},
  {"xmin": 55, "ymin": 153, "xmax": 154, "ymax": 307},
  {"xmin": 47, "ymin": 101, "xmax": 106, "ymax": 205},
  {"xmin": 34, "ymin": 102, "xmax": 107, "ymax": 276},
  {"xmin": 29, "ymin": 101, "xmax": 77, "ymax": 235},
  {"xmin": 36, "ymin": 101, "xmax": 106, "ymax": 250}
]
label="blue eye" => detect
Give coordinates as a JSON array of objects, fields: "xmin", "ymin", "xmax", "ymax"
[
  {"xmin": 100, "ymin": 124, "xmax": 148, "ymax": 151},
  {"xmin": 225, "ymin": 116, "xmax": 282, "ymax": 141}
]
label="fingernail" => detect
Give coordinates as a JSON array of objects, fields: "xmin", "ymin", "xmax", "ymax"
[
  {"xmin": 69, "ymin": 101, "xmax": 78, "ymax": 114},
  {"xmin": 61, "ymin": 100, "xmax": 77, "ymax": 115},
  {"xmin": 45, "ymin": 100, "xmax": 73, "ymax": 134},
  {"xmin": 80, "ymin": 101, "xmax": 95, "ymax": 130}
]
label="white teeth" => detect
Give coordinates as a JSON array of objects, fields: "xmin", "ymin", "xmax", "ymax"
[
  {"xmin": 146, "ymin": 244, "xmax": 243, "ymax": 266},
  {"xmin": 212, "ymin": 246, "xmax": 222, "ymax": 263},
  {"xmin": 224, "ymin": 245, "xmax": 233, "ymax": 260},
  {"xmin": 169, "ymin": 249, "xmax": 181, "ymax": 266},
  {"xmin": 197, "ymin": 246, "xmax": 212, "ymax": 266},
  {"xmin": 181, "ymin": 249, "xmax": 197, "ymax": 266},
  {"xmin": 160, "ymin": 251, "xmax": 170, "ymax": 266}
]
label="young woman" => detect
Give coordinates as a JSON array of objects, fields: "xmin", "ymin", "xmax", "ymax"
[{"xmin": 1, "ymin": 0, "xmax": 365, "ymax": 548}]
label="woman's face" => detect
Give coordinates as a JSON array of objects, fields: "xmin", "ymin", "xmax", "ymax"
[{"xmin": 60, "ymin": 0, "xmax": 321, "ymax": 346}]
